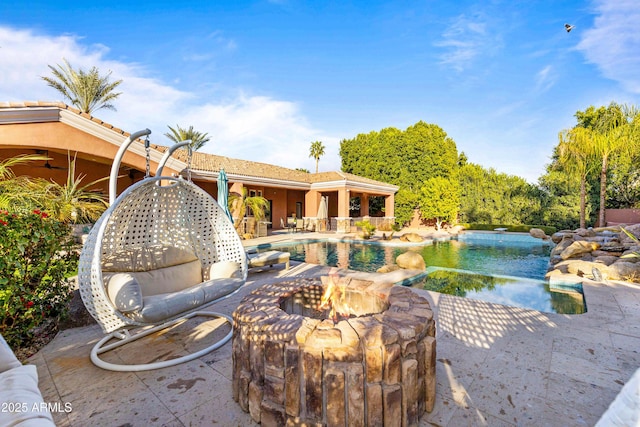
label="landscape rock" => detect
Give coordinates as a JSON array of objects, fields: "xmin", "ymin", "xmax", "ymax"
[
  {"xmin": 551, "ymin": 232, "xmax": 572, "ymax": 244},
  {"xmin": 529, "ymin": 228, "xmax": 547, "ymax": 240},
  {"xmin": 396, "ymin": 251, "xmax": 426, "ymax": 270},
  {"xmin": 551, "ymin": 238, "xmax": 575, "ymax": 258},
  {"xmin": 377, "ymin": 264, "xmax": 400, "ymax": 273},
  {"xmin": 619, "ymin": 224, "xmax": 640, "ymax": 245},
  {"xmin": 560, "ymin": 241, "xmax": 601, "ymax": 260},
  {"xmin": 575, "ymin": 228, "xmax": 596, "ymax": 238},
  {"xmin": 399, "ymin": 233, "xmax": 424, "ymax": 243},
  {"xmin": 552, "ymin": 260, "xmax": 611, "ymax": 279},
  {"xmin": 608, "ymin": 261, "xmax": 640, "ymax": 281},
  {"xmin": 592, "ymin": 255, "xmax": 620, "ymax": 266}
]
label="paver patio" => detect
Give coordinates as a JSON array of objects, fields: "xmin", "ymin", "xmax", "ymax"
[{"xmin": 26, "ymin": 233, "xmax": 640, "ymax": 426}]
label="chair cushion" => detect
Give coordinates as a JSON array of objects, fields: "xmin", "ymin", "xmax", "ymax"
[
  {"xmin": 0, "ymin": 364, "xmax": 55, "ymax": 426},
  {"xmin": 129, "ymin": 259, "xmax": 203, "ymax": 296},
  {"xmin": 0, "ymin": 334, "xmax": 21, "ymax": 374},
  {"xmin": 129, "ymin": 278, "xmax": 244, "ymax": 324},
  {"xmin": 102, "ymin": 246, "xmax": 198, "ymax": 272},
  {"xmin": 105, "ymin": 273, "xmax": 143, "ymax": 313},
  {"xmin": 209, "ymin": 261, "xmax": 242, "ymax": 280}
]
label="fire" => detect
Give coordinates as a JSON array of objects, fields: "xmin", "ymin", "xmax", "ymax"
[{"xmin": 318, "ymin": 274, "xmax": 350, "ymax": 321}]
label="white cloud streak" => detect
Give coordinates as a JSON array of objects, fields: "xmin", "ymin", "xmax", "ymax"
[
  {"xmin": 577, "ymin": 0, "xmax": 640, "ymax": 93},
  {"xmin": 0, "ymin": 26, "xmax": 335, "ymax": 172},
  {"xmin": 435, "ymin": 13, "xmax": 502, "ymax": 72}
]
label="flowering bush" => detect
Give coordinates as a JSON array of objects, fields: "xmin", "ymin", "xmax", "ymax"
[{"xmin": 0, "ymin": 209, "xmax": 78, "ymax": 348}]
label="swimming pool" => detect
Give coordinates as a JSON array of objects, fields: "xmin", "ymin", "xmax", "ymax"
[{"xmin": 251, "ymin": 232, "xmax": 586, "ymax": 314}]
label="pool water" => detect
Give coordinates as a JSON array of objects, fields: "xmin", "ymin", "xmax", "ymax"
[
  {"xmin": 418, "ymin": 267, "xmax": 585, "ymax": 314},
  {"xmin": 253, "ymin": 232, "xmax": 586, "ymax": 314}
]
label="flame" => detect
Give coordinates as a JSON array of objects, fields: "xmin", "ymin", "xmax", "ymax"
[{"xmin": 318, "ymin": 274, "xmax": 348, "ymax": 321}]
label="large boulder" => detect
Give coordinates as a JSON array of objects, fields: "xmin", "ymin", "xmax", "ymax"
[
  {"xmin": 619, "ymin": 224, "xmax": 640, "ymax": 245},
  {"xmin": 608, "ymin": 261, "xmax": 640, "ymax": 280},
  {"xmin": 396, "ymin": 251, "xmax": 426, "ymax": 270},
  {"xmin": 551, "ymin": 230, "xmax": 575, "ymax": 244},
  {"xmin": 399, "ymin": 233, "xmax": 424, "ymax": 243},
  {"xmin": 529, "ymin": 228, "xmax": 547, "ymax": 240},
  {"xmin": 552, "ymin": 260, "xmax": 611, "ymax": 278},
  {"xmin": 550, "ymin": 237, "xmax": 575, "ymax": 258},
  {"xmin": 377, "ymin": 264, "xmax": 400, "ymax": 273},
  {"xmin": 592, "ymin": 255, "xmax": 621, "ymax": 266},
  {"xmin": 560, "ymin": 241, "xmax": 601, "ymax": 260},
  {"xmin": 575, "ymin": 228, "xmax": 596, "ymax": 238}
]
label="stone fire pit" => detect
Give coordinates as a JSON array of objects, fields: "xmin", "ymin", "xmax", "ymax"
[{"xmin": 232, "ymin": 277, "xmax": 436, "ymax": 426}]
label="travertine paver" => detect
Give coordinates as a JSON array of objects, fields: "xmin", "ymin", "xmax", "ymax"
[{"xmin": 24, "ymin": 250, "xmax": 640, "ymax": 427}]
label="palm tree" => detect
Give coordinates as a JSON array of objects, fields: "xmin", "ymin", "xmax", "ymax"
[
  {"xmin": 0, "ymin": 153, "xmax": 107, "ymax": 222},
  {"xmin": 558, "ymin": 127, "xmax": 595, "ymax": 229},
  {"xmin": 165, "ymin": 125, "xmax": 211, "ymax": 151},
  {"xmin": 0, "ymin": 154, "xmax": 49, "ymax": 211},
  {"xmin": 42, "ymin": 59, "xmax": 122, "ymax": 113},
  {"xmin": 588, "ymin": 104, "xmax": 637, "ymax": 227},
  {"xmin": 34, "ymin": 154, "xmax": 109, "ymax": 223},
  {"xmin": 309, "ymin": 141, "xmax": 326, "ymax": 174},
  {"xmin": 228, "ymin": 188, "xmax": 270, "ymax": 237}
]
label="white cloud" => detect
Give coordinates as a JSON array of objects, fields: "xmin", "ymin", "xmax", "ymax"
[
  {"xmin": 535, "ymin": 65, "xmax": 556, "ymax": 93},
  {"xmin": 435, "ymin": 13, "xmax": 502, "ymax": 72},
  {"xmin": 0, "ymin": 25, "xmax": 337, "ymax": 172},
  {"xmin": 577, "ymin": 0, "xmax": 640, "ymax": 93}
]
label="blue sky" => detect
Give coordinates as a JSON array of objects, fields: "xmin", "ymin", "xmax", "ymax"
[{"xmin": 1, "ymin": 0, "xmax": 639, "ymax": 182}]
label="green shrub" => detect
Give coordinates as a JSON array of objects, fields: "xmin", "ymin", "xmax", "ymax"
[
  {"xmin": 461, "ymin": 223, "xmax": 557, "ymax": 235},
  {"xmin": 355, "ymin": 219, "xmax": 376, "ymax": 239},
  {"xmin": 0, "ymin": 209, "xmax": 78, "ymax": 348}
]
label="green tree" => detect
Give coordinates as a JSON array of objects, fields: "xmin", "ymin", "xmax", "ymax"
[
  {"xmin": 557, "ymin": 127, "xmax": 596, "ymax": 228},
  {"xmin": 575, "ymin": 103, "xmax": 638, "ymax": 226},
  {"xmin": 309, "ymin": 141, "xmax": 325, "ymax": 173},
  {"xmin": 458, "ymin": 162, "xmax": 543, "ymax": 226},
  {"xmin": 0, "ymin": 153, "xmax": 107, "ymax": 223},
  {"xmin": 42, "ymin": 59, "xmax": 122, "ymax": 113},
  {"xmin": 228, "ymin": 188, "xmax": 270, "ymax": 237},
  {"xmin": 419, "ymin": 176, "xmax": 460, "ymax": 230},
  {"xmin": 341, "ymin": 121, "xmax": 459, "ymax": 227},
  {"xmin": 165, "ymin": 125, "xmax": 211, "ymax": 151}
]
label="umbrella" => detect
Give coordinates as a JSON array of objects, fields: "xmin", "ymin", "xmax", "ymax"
[
  {"xmin": 217, "ymin": 169, "xmax": 233, "ymax": 222},
  {"xmin": 317, "ymin": 196, "xmax": 328, "ymax": 219},
  {"xmin": 317, "ymin": 196, "xmax": 328, "ymax": 231}
]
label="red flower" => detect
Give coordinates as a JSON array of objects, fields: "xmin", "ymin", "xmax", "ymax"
[
  {"xmin": 40, "ymin": 212, "xmax": 49, "ymax": 219},
  {"xmin": 25, "ymin": 301, "xmax": 34, "ymax": 308},
  {"xmin": 33, "ymin": 209, "xmax": 41, "ymax": 215},
  {"xmin": 0, "ymin": 220, "xmax": 7, "ymax": 226}
]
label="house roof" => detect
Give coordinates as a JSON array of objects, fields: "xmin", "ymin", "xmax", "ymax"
[{"xmin": 1, "ymin": 101, "xmax": 399, "ymax": 194}]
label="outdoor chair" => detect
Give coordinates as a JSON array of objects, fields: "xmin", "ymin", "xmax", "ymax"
[{"xmin": 78, "ymin": 131, "xmax": 247, "ymax": 371}]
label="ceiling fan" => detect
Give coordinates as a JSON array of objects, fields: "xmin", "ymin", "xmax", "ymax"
[{"xmin": 35, "ymin": 150, "xmax": 68, "ymax": 170}]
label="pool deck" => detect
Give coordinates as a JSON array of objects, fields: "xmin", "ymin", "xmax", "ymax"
[{"xmin": 26, "ymin": 231, "xmax": 640, "ymax": 426}]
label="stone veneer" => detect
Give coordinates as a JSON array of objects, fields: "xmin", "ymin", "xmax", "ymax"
[{"xmin": 232, "ymin": 277, "xmax": 436, "ymax": 426}]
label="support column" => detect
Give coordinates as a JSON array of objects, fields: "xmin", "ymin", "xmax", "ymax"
[
  {"xmin": 361, "ymin": 194, "xmax": 370, "ymax": 217},
  {"xmin": 385, "ymin": 194, "xmax": 395, "ymax": 218},
  {"xmin": 336, "ymin": 189, "xmax": 351, "ymax": 233}
]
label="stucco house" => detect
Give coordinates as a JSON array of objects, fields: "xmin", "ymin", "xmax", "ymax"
[{"xmin": 0, "ymin": 102, "xmax": 398, "ymax": 234}]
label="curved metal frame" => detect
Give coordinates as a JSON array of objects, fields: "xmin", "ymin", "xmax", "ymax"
[
  {"xmin": 90, "ymin": 311, "xmax": 233, "ymax": 372},
  {"xmin": 79, "ymin": 130, "xmax": 246, "ymax": 371}
]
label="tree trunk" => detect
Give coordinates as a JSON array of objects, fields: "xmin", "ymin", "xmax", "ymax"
[
  {"xmin": 315, "ymin": 158, "xmax": 319, "ymax": 174},
  {"xmin": 599, "ymin": 154, "xmax": 608, "ymax": 227},
  {"xmin": 579, "ymin": 176, "xmax": 586, "ymax": 229}
]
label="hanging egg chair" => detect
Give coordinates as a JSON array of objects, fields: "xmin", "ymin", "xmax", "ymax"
[{"xmin": 78, "ymin": 129, "xmax": 247, "ymax": 371}]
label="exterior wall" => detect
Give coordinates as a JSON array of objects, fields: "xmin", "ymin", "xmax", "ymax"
[{"xmin": 605, "ymin": 209, "xmax": 640, "ymax": 226}]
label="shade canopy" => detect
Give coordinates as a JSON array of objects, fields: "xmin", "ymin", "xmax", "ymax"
[
  {"xmin": 217, "ymin": 169, "xmax": 233, "ymax": 222},
  {"xmin": 317, "ymin": 195, "xmax": 328, "ymax": 219}
]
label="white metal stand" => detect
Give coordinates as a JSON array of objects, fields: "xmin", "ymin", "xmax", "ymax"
[{"xmin": 90, "ymin": 311, "xmax": 233, "ymax": 372}]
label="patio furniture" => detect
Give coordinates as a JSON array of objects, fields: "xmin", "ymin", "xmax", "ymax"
[
  {"xmin": 78, "ymin": 131, "xmax": 247, "ymax": 371},
  {"xmin": 247, "ymin": 250, "xmax": 291, "ymax": 270},
  {"xmin": 0, "ymin": 334, "xmax": 55, "ymax": 426},
  {"xmin": 281, "ymin": 217, "xmax": 294, "ymax": 233}
]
